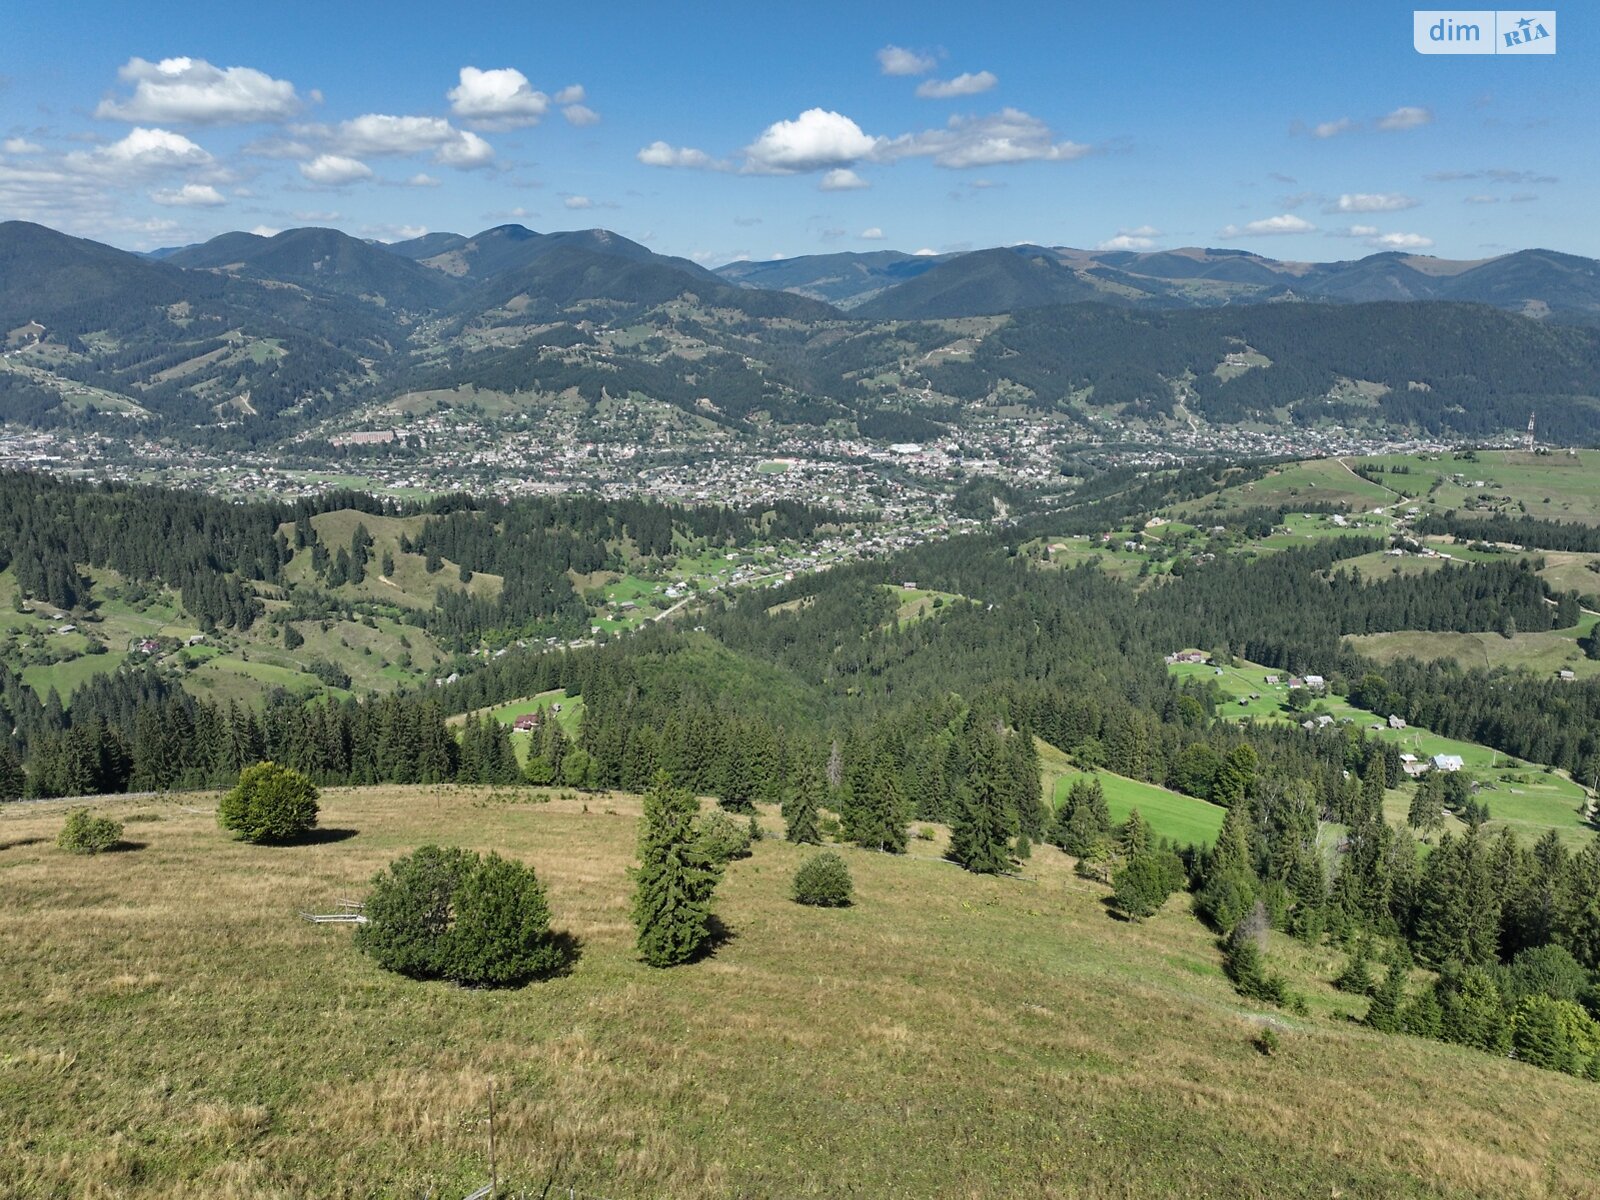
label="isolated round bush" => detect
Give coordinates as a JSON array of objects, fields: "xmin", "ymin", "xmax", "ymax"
[
  {"xmin": 792, "ymin": 851, "xmax": 853, "ymax": 907},
  {"xmin": 695, "ymin": 808, "xmax": 753, "ymax": 865},
  {"xmin": 218, "ymin": 761, "xmax": 319, "ymax": 843},
  {"xmin": 356, "ymin": 845, "xmax": 567, "ymax": 987},
  {"xmin": 57, "ymin": 807, "xmax": 123, "ymax": 855}
]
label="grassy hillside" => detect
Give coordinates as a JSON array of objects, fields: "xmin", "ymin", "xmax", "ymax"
[
  {"xmin": 3, "ymin": 787, "xmax": 1598, "ymax": 1198},
  {"xmin": 1172, "ymin": 657, "xmax": 1596, "ymax": 846},
  {"xmin": 1037, "ymin": 737, "xmax": 1226, "ymax": 846}
]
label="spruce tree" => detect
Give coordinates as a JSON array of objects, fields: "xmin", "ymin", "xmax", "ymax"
[
  {"xmin": 786, "ymin": 768, "xmax": 822, "ymax": 845},
  {"xmin": 1364, "ymin": 960, "xmax": 1408, "ymax": 1032},
  {"xmin": 1116, "ymin": 807, "xmax": 1151, "ymax": 857},
  {"xmin": 948, "ymin": 734, "xmax": 1013, "ymax": 874},
  {"xmin": 1334, "ymin": 935, "xmax": 1377, "ymax": 996},
  {"xmin": 631, "ymin": 772, "xmax": 722, "ymax": 967},
  {"xmin": 1196, "ymin": 800, "xmax": 1258, "ymax": 932}
]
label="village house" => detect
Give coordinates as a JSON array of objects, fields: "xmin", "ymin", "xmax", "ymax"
[
  {"xmin": 512, "ymin": 712, "xmax": 542, "ymax": 733},
  {"xmin": 1432, "ymin": 754, "xmax": 1464, "ymax": 773},
  {"xmin": 1388, "ymin": 714, "xmax": 1407, "ymax": 730}
]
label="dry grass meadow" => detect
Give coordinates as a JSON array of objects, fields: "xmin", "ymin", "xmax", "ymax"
[{"xmin": 4, "ymin": 786, "xmax": 1600, "ymax": 1199}]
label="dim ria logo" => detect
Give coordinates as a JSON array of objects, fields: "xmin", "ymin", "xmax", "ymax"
[{"xmin": 1414, "ymin": 10, "xmax": 1556, "ymax": 53}]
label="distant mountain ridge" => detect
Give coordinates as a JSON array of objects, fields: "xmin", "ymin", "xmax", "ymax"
[
  {"xmin": 717, "ymin": 242, "xmax": 1600, "ymax": 324},
  {"xmin": 5, "ymin": 217, "xmax": 1600, "ymax": 452}
]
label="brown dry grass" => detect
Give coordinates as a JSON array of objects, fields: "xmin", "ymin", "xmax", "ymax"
[{"xmin": 3, "ymin": 786, "xmax": 1598, "ymax": 1198}]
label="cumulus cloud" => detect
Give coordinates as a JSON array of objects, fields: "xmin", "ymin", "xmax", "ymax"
[
  {"xmin": 435, "ymin": 129, "xmax": 493, "ymax": 167},
  {"xmin": 562, "ymin": 104, "xmax": 600, "ymax": 126},
  {"xmin": 886, "ymin": 108, "xmax": 1091, "ymax": 168},
  {"xmin": 1377, "ymin": 106, "xmax": 1433, "ymax": 131},
  {"xmin": 1097, "ymin": 235, "xmax": 1154, "ymax": 251},
  {"xmin": 447, "ymin": 66, "xmax": 549, "ymax": 129},
  {"xmin": 636, "ymin": 140, "xmax": 721, "ymax": 169},
  {"xmin": 298, "ymin": 154, "xmax": 373, "ymax": 185},
  {"xmin": 859, "ymin": 227, "xmax": 885, "ymax": 239},
  {"xmin": 912, "ymin": 247, "xmax": 940, "ymax": 256},
  {"xmin": 1330, "ymin": 192, "xmax": 1419, "ymax": 213},
  {"xmin": 744, "ymin": 109, "xmax": 881, "ymax": 173},
  {"xmin": 1312, "ymin": 117, "xmax": 1355, "ymax": 139},
  {"xmin": 1370, "ymin": 231, "xmax": 1434, "ymax": 249},
  {"xmin": 819, "ymin": 167, "xmax": 869, "ymax": 190},
  {"xmin": 554, "ymin": 85, "xmax": 585, "ymax": 104},
  {"xmin": 150, "ymin": 182, "xmax": 225, "ymax": 207},
  {"xmin": 1095, "ymin": 226, "xmax": 1163, "ymax": 251},
  {"xmin": 96, "ymin": 57, "xmax": 303, "ymax": 125},
  {"xmin": 563, "ymin": 194, "xmax": 591, "ymax": 209},
  {"xmin": 915, "ymin": 71, "xmax": 998, "ymax": 99},
  {"xmin": 329, "ymin": 113, "xmax": 493, "ymax": 168},
  {"xmin": 406, "ymin": 172, "xmax": 441, "ymax": 187},
  {"xmin": 1331, "ymin": 224, "xmax": 1434, "ymax": 250},
  {"xmin": 878, "ymin": 45, "xmax": 937, "ymax": 76},
  {"xmin": 3, "ymin": 137, "xmax": 42, "ymax": 154},
  {"xmin": 643, "ymin": 106, "xmax": 1091, "ymax": 180},
  {"xmin": 1219, "ymin": 214, "xmax": 1316, "ymax": 236},
  {"xmin": 71, "ymin": 127, "xmax": 214, "ymax": 174}
]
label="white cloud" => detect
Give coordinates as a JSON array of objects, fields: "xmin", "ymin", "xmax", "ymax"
[
  {"xmin": 96, "ymin": 57, "xmax": 302, "ymax": 125},
  {"xmin": 150, "ymin": 182, "xmax": 225, "ymax": 207},
  {"xmin": 915, "ymin": 71, "xmax": 998, "ymax": 99},
  {"xmin": 1220, "ymin": 214, "xmax": 1316, "ymax": 236},
  {"xmin": 636, "ymin": 140, "xmax": 720, "ymax": 169},
  {"xmin": 3, "ymin": 137, "xmax": 42, "ymax": 154},
  {"xmin": 1331, "ymin": 192, "xmax": 1419, "ymax": 213},
  {"xmin": 406, "ymin": 172, "xmax": 441, "ymax": 187},
  {"xmin": 1347, "ymin": 224, "xmax": 1380, "ymax": 237},
  {"xmin": 72, "ymin": 127, "xmax": 214, "ymax": 174},
  {"xmin": 1377, "ymin": 106, "xmax": 1433, "ymax": 131},
  {"xmin": 249, "ymin": 225, "xmax": 281, "ymax": 237},
  {"xmin": 1370, "ymin": 231, "xmax": 1434, "ymax": 249},
  {"xmin": 1096, "ymin": 234, "xmax": 1155, "ymax": 251},
  {"xmin": 859, "ymin": 227, "xmax": 884, "ymax": 240},
  {"xmin": 329, "ymin": 114, "xmax": 494, "ymax": 168},
  {"xmin": 563, "ymin": 104, "xmax": 600, "ymax": 127},
  {"xmin": 912, "ymin": 247, "xmax": 940, "ymax": 256},
  {"xmin": 1312, "ymin": 117, "xmax": 1355, "ymax": 139},
  {"xmin": 1464, "ymin": 194, "xmax": 1498, "ymax": 204},
  {"xmin": 554, "ymin": 85, "xmax": 585, "ymax": 105},
  {"xmin": 563, "ymin": 194, "xmax": 591, "ymax": 209},
  {"xmin": 298, "ymin": 154, "xmax": 373, "ymax": 185},
  {"xmin": 819, "ymin": 167, "xmax": 869, "ymax": 190},
  {"xmin": 878, "ymin": 45, "xmax": 937, "ymax": 76},
  {"xmin": 293, "ymin": 209, "xmax": 341, "ymax": 222},
  {"xmin": 435, "ymin": 129, "xmax": 493, "ymax": 168},
  {"xmin": 447, "ymin": 67, "xmax": 549, "ymax": 130},
  {"xmin": 886, "ymin": 108, "xmax": 1090, "ymax": 168},
  {"xmin": 744, "ymin": 109, "xmax": 881, "ymax": 173}
]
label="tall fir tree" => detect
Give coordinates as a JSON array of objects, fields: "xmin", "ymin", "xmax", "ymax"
[{"xmin": 631, "ymin": 772, "xmax": 722, "ymax": 967}]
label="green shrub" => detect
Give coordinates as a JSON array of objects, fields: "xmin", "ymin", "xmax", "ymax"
[
  {"xmin": 57, "ymin": 808, "xmax": 123, "ymax": 854},
  {"xmin": 792, "ymin": 851, "xmax": 853, "ymax": 907},
  {"xmin": 1111, "ymin": 851, "xmax": 1175, "ymax": 920},
  {"xmin": 355, "ymin": 845, "xmax": 568, "ymax": 987},
  {"xmin": 218, "ymin": 762, "xmax": 319, "ymax": 843},
  {"xmin": 695, "ymin": 809, "xmax": 753, "ymax": 864}
]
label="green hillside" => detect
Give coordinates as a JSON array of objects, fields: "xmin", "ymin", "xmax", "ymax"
[{"xmin": 4, "ymin": 786, "xmax": 1598, "ymax": 1198}]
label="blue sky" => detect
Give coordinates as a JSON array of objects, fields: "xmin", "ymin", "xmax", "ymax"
[{"xmin": 0, "ymin": 1, "xmax": 1592, "ymax": 262}]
